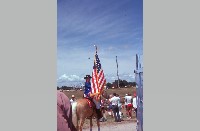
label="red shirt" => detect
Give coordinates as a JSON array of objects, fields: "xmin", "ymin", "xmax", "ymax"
[{"xmin": 57, "ymin": 91, "xmax": 75, "ymax": 131}]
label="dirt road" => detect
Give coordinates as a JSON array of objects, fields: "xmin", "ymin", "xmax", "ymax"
[{"xmin": 83, "ymin": 122, "xmax": 137, "ymax": 131}]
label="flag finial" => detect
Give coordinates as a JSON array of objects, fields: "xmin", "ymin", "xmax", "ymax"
[{"xmin": 94, "ymin": 45, "xmax": 97, "ymax": 54}]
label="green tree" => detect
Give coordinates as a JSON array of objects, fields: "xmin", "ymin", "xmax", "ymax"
[
  {"xmin": 106, "ymin": 82, "xmax": 112, "ymax": 89},
  {"xmin": 128, "ymin": 82, "xmax": 137, "ymax": 87}
]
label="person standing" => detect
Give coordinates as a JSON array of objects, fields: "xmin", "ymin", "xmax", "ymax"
[
  {"xmin": 126, "ymin": 93, "xmax": 133, "ymax": 119},
  {"xmin": 116, "ymin": 94, "xmax": 122, "ymax": 111},
  {"xmin": 100, "ymin": 99, "xmax": 107, "ymax": 122},
  {"xmin": 124, "ymin": 94, "xmax": 128, "ymax": 116},
  {"xmin": 109, "ymin": 93, "xmax": 121, "ymax": 122},
  {"xmin": 124, "ymin": 94, "xmax": 128, "ymax": 115},
  {"xmin": 133, "ymin": 92, "xmax": 137, "ymax": 118},
  {"xmin": 107, "ymin": 95, "xmax": 113, "ymax": 117},
  {"xmin": 116, "ymin": 94, "xmax": 122, "ymax": 119},
  {"xmin": 69, "ymin": 95, "xmax": 76, "ymax": 105}
]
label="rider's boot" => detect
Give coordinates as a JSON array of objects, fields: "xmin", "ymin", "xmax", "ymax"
[{"xmin": 96, "ymin": 109, "xmax": 103, "ymax": 120}]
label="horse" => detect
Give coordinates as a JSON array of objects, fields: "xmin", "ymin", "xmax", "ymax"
[{"xmin": 71, "ymin": 90, "xmax": 108, "ymax": 131}]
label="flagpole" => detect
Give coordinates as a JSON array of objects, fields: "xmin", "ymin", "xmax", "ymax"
[
  {"xmin": 116, "ymin": 56, "xmax": 120, "ymax": 88},
  {"xmin": 94, "ymin": 45, "xmax": 98, "ymax": 86},
  {"xmin": 94, "ymin": 45, "xmax": 99, "ymax": 93},
  {"xmin": 94, "ymin": 44, "xmax": 97, "ymax": 54},
  {"xmin": 93, "ymin": 45, "xmax": 100, "ymax": 101}
]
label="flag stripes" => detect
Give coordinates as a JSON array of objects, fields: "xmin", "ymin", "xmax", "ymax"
[{"xmin": 91, "ymin": 51, "xmax": 106, "ymax": 95}]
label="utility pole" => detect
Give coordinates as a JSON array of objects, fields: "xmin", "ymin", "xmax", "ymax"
[
  {"xmin": 134, "ymin": 54, "xmax": 143, "ymax": 131},
  {"xmin": 116, "ymin": 56, "xmax": 120, "ymax": 88}
]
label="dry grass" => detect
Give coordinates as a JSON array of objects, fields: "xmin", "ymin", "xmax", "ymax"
[
  {"xmin": 63, "ymin": 87, "xmax": 136, "ymax": 99},
  {"xmin": 62, "ymin": 87, "xmax": 137, "ymax": 129}
]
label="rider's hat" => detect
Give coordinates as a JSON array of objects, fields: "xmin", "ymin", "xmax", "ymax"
[{"xmin": 84, "ymin": 75, "xmax": 92, "ymax": 79}]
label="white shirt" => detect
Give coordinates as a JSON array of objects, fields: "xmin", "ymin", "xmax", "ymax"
[
  {"xmin": 126, "ymin": 96, "xmax": 133, "ymax": 104},
  {"xmin": 133, "ymin": 97, "xmax": 137, "ymax": 108},
  {"xmin": 109, "ymin": 96, "xmax": 120, "ymax": 105},
  {"xmin": 117, "ymin": 96, "xmax": 121, "ymax": 107},
  {"xmin": 70, "ymin": 99, "xmax": 75, "ymax": 105}
]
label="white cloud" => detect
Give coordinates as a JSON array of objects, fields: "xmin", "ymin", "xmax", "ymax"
[
  {"xmin": 58, "ymin": 74, "xmax": 84, "ymax": 82},
  {"xmin": 102, "ymin": 73, "xmax": 135, "ymax": 83},
  {"xmin": 57, "ymin": 73, "xmax": 135, "ymax": 87}
]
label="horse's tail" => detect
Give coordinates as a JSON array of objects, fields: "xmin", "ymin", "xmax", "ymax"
[{"xmin": 72, "ymin": 102, "xmax": 78, "ymax": 129}]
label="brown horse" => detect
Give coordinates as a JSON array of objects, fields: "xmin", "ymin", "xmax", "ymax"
[{"xmin": 72, "ymin": 90, "xmax": 108, "ymax": 131}]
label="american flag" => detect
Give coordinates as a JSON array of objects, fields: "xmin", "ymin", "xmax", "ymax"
[{"xmin": 91, "ymin": 49, "xmax": 106, "ymax": 96}]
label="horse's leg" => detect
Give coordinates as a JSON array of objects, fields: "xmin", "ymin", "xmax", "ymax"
[
  {"xmin": 79, "ymin": 118, "xmax": 85, "ymax": 131},
  {"xmin": 76, "ymin": 119, "xmax": 79, "ymax": 131},
  {"xmin": 72, "ymin": 115, "xmax": 78, "ymax": 131},
  {"xmin": 96, "ymin": 119, "xmax": 100, "ymax": 131},
  {"xmin": 89, "ymin": 118, "xmax": 93, "ymax": 131}
]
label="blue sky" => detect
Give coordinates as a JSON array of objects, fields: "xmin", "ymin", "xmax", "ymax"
[{"xmin": 57, "ymin": 0, "xmax": 143, "ymax": 87}]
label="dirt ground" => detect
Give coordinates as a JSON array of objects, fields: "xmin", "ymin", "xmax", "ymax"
[
  {"xmin": 83, "ymin": 121, "xmax": 137, "ymax": 131},
  {"xmin": 81, "ymin": 112, "xmax": 137, "ymax": 131}
]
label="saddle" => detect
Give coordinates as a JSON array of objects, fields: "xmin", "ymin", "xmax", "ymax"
[{"xmin": 84, "ymin": 97, "xmax": 96, "ymax": 108}]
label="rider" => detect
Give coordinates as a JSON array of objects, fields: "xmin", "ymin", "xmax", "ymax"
[{"xmin": 83, "ymin": 75, "xmax": 102, "ymax": 120}]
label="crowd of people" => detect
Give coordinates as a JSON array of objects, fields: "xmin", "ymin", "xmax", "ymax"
[{"xmin": 99, "ymin": 92, "xmax": 137, "ymax": 122}]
